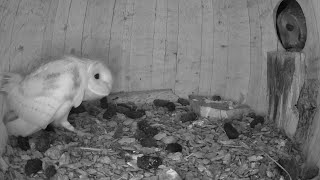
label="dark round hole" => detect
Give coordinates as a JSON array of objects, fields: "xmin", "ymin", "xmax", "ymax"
[
  {"xmin": 94, "ymin": 73, "xmax": 100, "ymax": 79},
  {"xmin": 286, "ymin": 23, "xmax": 294, "ymax": 31}
]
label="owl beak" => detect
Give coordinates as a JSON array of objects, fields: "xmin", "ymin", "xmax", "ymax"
[{"xmin": 104, "ymin": 82, "xmax": 112, "ymax": 95}]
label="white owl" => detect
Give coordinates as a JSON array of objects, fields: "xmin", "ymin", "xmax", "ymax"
[{"xmin": 0, "ymin": 55, "xmax": 113, "ymax": 137}]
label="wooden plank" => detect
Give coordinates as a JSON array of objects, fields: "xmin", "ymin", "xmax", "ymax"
[
  {"xmin": 198, "ymin": 0, "xmax": 214, "ymax": 96},
  {"xmin": 64, "ymin": 0, "xmax": 88, "ymax": 57},
  {"xmin": 211, "ymin": 0, "xmax": 229, "ymax": 98},
  {"xmin": 246, "ymin": 0, "xmax": 262, "ymax": 112},
  {"xmin": 121, "ymin": 0, "xmax": 135, "ymax": 92},
  {"xmin": 270, "ymin": 0, "xmax": 284, "ymax": 51},
  {"xmin": 305, "ymin": 0, "xmax": 320, "ymax": 79},
  {"xmin": 174, "ymin": 0, "xmax": 202, "ymax": 98},
  {"xmin": 40, "ymin": 0, "xmax": 59, "ymax": 59},
  {"xmin": 151, "ymin": 0, "xmax": 167, "ymax": 90},
  {"xmin": 108, "ymin": 0, "xmax": 127, "ymax": 92},
  {"xmin": 225, "ymin": 0, "xmax": 250, "ymax": 102},
  {"xmin": 81, "ymin": 0, "xmax": 115, "ymax": 62},
  {"xmin": 0, "ymin": 0, "xmax": 21, "ymax": 131},
  {"xmin": 258, "ymin": 0, "xmax": 278, "ymax": 112},
  {"xmin": 51, "ymin": 0, "xmax": 72, "ymax": 58},
  {"xmin": 163, "ymin": 0, "xmax": 179, "ymax": 90},
  {"xmin": 129, "ymin": 0, "xmax": 156, "ymax": 91},
  {"xmin": 8, "ymin": 0, "xmax": 51, "ymax": 74}
]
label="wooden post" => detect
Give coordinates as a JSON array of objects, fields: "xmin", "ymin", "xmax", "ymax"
[{"xmin": 267, "ymin": 51, "xmax": 305, "ymax": 138}]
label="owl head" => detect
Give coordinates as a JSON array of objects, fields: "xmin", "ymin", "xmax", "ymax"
[{"xmin": 84, "ymin": 60, "xmax": 113, "ymax": 100}]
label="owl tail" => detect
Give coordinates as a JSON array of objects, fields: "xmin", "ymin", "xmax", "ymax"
[{"xmin": 0, "ymin": 73, "xmax": 22, "ymax": 93}]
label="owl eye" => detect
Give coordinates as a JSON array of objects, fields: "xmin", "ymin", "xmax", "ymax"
[{"xmin": 94, "ymin": 73, "xmax": 100, "ymax": 79}]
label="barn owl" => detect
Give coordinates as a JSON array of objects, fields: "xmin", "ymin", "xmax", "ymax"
[{"xmin": 0, "ymin": 55, "xmax": 113, "ymax": 137}]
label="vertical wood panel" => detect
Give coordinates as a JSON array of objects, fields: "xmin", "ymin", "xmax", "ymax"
[
  {"xmin": 211, "ymin": 0, "xmax": 229, "ymax": 97},
  {"xmin": 247, "ymin": 0, "xmax": 262, "ymax": 112},
  {"xmin": 9, "ymin": 0, "xmax": 51, "ymax": 74},
  {"xmin": 225, "ymin": 0, "xmax": 250, "ymax": 102},
  {"xmin": 174, "ymin": 0, "xmax": 202, "ymax": 97},
  {"xmin": 0, "ymin": 0, "xmax": 21, "ymax": 132},
  {"xmin": 121, "ymin": 0, "xmax": 135, "ymax": 92},
  {"xmin": 129, "ymin": 0, "xmax": 156, "ymax": 91},
  {"xmin": 303, "ymin": 0, "xmax": 320, "ymax": 79},
  {"xmin": 81, "ymin": 0, "xmax": 115, "ymax": 62},
  {"xmin": 40, "ymin": 0, "xmax": 59, "ymax": 59},
  {"xmin": 163, "ymin": 0, "xmax": 178, "ymax": 89},
  {"xmin": 258, "ymin": 0, "xmax": 278, "ymax": 113},
  {"xmin": 151, "ymin": 0, "xmax": 167, "ymax": 89},
  {"xmin": 51, "ymin": 0, "xmax": 72, "ymax": 58},
  {"xmin": 108, "ymin": 0, "xmax": 127, "ymax": 92},
  {"xmin": 64, "ymin": 0, "xmax": 88, "ymax": 57},
  {"xmin": 198, "ymin": 0, "xmax": 214, "ymax": 95}
]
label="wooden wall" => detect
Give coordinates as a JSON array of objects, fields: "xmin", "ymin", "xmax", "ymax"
[{"xmin": 0, "ymin": 0, "xmax": 282, "ymax": 115}]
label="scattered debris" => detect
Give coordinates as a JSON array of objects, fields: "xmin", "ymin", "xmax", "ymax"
[
  {"xmin": 24, "ymin": 158, "xmax": 42, "ymax": 176},
  {"xmin": 137, "ymin": 155, "xmax": 162, "ymax": 170},
  {"xmin": 211, "ymin": 95, "xmax": 222, "ymax": 101},
  {"xmin": 154, "ymin": 99, "xmax": 176, "ymax": 111},
  {"xmin": 100, "ymin": 96, "xmax": 109, "ymax": 109},
  {"xmin": 166, "ymin": 143, "xmax": 183, "ymax": 153},
  {"xmin": 35, "ymin": 131, "xmax": 54, "ymax": 152},
  {"xmin": 17, "ymin": 136, "xmax": 30, "ymax": 151},
  {"xmin": 250, "ymin": 115, "xmax": 265, "ymax": 128},
  {"xmin": 180, "ymin": 112, "xmax": 197, "ymax": 123},
  {"xmin": 177, "ymin": 98, "xmax": 190, "ymax": 106},
  {"xmin": 123, "ymin": 109, "xmax": 145, "ymax": 119},
  {"xmin": 102, "ymin": 104, "xmax": 117, "ymax": 119},
  {"xmin": 137, "ymin": 120, "xmax": 159, "ymax": 137},
  {"xmin": 44, "ymin": 165, "xmax": 57, "ymax": 178},
  {"xmin": 223, "ymin": 122, "xmax": 240, "ymax": 139},
  {"xmin": 140, "ymin": 137, "xmax": 158, "ymax": 148},
  {"xmin": 1, "ymin": 94, "xmax": 307, "ymax": 179}
]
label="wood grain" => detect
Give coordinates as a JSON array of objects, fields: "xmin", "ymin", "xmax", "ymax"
[
  {"xmin": 64, "ymin": 0, "xmax": 88, "ymax": 57},
  {"xmin": 198, "ymin": 0, "xmax": 214, "ymax": 96},
  {"xmin": 211, "ymin": 0, "xmax": 229, "ymax": 98},
  {"xmin": 51, "ymin": 0, "xmax": 72, "ymax": 58},
  {"xmin": 163, "ymin": 0, "xmax": 178, "ymax": 90},
  {"xmin": 40, "ymin": 0, "xmax": 59, "ymax": 60},
  {"xmin": 225, "ymin": 0, "xmax": 250, "ymax": 102},
  {"xmin": 129, "ymin": 0, "xmax": 156, "ymax": 91},
  {"xmin": 8, "ymin": 0, "xmax": 51, "ymax": 74},
  {"xmin": 174, "ymin": 0, "xmax": 202, "ymax": 98},
  {"xmin": 81, "ymin": 0, "xmax": 115, "ymax": 61},
  {"xmin": 247, "ymin": 0, "xmax": 263, "ymax": 113},
  {"xmin": 151, "ymin": 0, "xmax": 167, "ymax": 90},
  {"xmin": 108, "ymin": 0, "xmax": 127, "ymax": 92},
  {"xmin": 121, "ymin": 0, "xmax": 135, "ymax": 92}
]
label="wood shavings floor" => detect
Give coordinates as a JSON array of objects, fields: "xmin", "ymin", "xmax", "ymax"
[{"xmin": 0, "ymin": 91, "xmax": 311, "ymax": 180}]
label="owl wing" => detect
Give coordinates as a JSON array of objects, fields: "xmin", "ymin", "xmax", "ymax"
[
  {"xmin": 19, "ymin": 59, "xmax": 75, "ymax": 97},
  {"xmin": 7, "ymin": 60, "xmax": 86, "ymax": 129}
]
